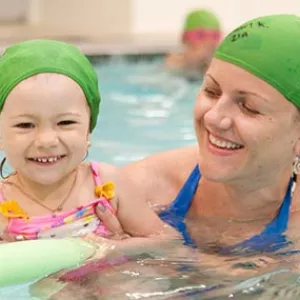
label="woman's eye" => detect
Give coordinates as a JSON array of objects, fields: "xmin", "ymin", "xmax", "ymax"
[
  {"xmin": 204, "ymin": 88, "xmax": 220, "ymax": 98},
  {"xmin": 240, "ymin": 102, "xmax": 259, "ymax": 115}
]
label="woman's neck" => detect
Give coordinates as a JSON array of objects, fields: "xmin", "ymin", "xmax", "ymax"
[{"xmin": 194, "ymin": 168, "xmax": 293, "ymax": 221}]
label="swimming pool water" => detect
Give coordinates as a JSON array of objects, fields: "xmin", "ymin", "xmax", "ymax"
[{"xmin": 89, "ymin": 55, "xmax": 199, "ymax": 165}]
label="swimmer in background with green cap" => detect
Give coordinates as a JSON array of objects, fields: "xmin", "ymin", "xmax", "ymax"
[{"xmin": 165, "ymin": 9, "xmax": 222, "ymax": 78}]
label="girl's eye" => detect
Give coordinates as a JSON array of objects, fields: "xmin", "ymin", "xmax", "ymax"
[
  {"xmin": 58, "ymin": 120, "xmax": 76, "ymax": 126},
  {"xmin": 15, "ymin": 122, "xmax": 34, "ymax": 129}
]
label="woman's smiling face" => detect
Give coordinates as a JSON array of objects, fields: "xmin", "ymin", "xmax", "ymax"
[{"xmin": 194, "ymin": 58, "xmax": 300, "ymax": 185}]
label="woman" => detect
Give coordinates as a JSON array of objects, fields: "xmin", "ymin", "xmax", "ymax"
[{"xmin": 98, "ymin": 14, "xmax": 300, "ymax": 257}]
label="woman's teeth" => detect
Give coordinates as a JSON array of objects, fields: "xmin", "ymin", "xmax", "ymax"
[{"xmin": 209, "ymin": 135, "xmax": 243, "ymax": 149}]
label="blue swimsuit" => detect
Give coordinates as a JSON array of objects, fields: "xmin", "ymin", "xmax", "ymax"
[{"xmin": 159, "ymin": 165, "xmax": 295, "ymax": 254}]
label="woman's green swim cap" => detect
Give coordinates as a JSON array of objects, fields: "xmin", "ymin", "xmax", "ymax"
[
  {"xmin": 0, "ymin": 39, "xmax": 100, "ymax": 132},
  {"xmin": 215, "ymin": 14, "xmax": 300, "ymax": 108}
]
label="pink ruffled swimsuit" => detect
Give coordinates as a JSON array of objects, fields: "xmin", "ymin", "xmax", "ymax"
[{"xmin": 0, "ymin": 162, "xmax": 114, "ymax": 240}]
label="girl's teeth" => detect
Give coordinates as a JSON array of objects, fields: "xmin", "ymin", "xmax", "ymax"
[
  {"xmin": 209, "ymin": 135, "xmax": 242, "ymax": 149},
  {"xmin": 34, "ymin": 156, "xmax": 59, "ymax": 163}
]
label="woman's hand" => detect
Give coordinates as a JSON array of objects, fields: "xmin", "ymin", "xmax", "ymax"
[{"xmin": 95, "ymin": 202, "xmax": 130, "ymax": 240}]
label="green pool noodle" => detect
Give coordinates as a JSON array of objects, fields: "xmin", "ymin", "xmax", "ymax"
[{"xmin": 0, "ymin": 238, "xmax": 96, "ymax": 286}]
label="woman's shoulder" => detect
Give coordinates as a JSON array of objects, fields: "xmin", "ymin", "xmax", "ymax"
[
  {"xmin": 125, "ymin": 145, "xmax": 198, "ymax": 175},
  {"xmin": 118, "ymin": 146, "xmax": 199, "ymax": 205}
]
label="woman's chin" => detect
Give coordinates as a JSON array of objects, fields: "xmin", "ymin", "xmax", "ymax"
[{"xmin": 198, "ymin": 162, "xmax": 240, "ymax": 183}]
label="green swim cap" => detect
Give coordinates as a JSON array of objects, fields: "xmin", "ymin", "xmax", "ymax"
[
  {"xmin": 215, "ymin": 14, "xmax": 300, "ymax": 108},
  {"xmin": 183, "ymin": 9, "xmax": 221, "ymax": 31},
  {"xmin": 0, "ymin": 39, "xmax": 100, "ymax": 132}
]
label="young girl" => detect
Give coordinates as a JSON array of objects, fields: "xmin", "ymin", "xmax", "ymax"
[{"xmin": 0, "ymin": 39, "xmax": 119, "ymax": 241}]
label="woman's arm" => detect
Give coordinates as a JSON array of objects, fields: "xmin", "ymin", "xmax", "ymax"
[{"xmin": 97, "ymin": 146, "xmax": 198, "ymax": 238}]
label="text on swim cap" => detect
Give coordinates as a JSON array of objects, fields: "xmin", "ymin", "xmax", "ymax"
[{"xmin": 230, "ymin": 21, "xmax": 268, "ymax": 42}]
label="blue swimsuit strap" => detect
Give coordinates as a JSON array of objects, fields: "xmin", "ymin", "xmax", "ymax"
[
  {"xmin": 159, "ymin": 165, "xmax": 294, "ymax": 252},
  {"xmin": 162, "ymin": 165, "xmax": 200, "ymax": 218},
  {"xmin": 159, "ymin": 165, "xmax": 200, "ymax": 247}
]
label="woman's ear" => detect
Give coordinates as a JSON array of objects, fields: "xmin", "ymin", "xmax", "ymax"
[{"xmin": 294, "ymin": 136, "xmax": 300, "ymax": 158}]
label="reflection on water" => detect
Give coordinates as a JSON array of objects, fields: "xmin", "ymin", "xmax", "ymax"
[{"xmin": 29, "ymin": 249, "xmax": 300, "ymax": 300}]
